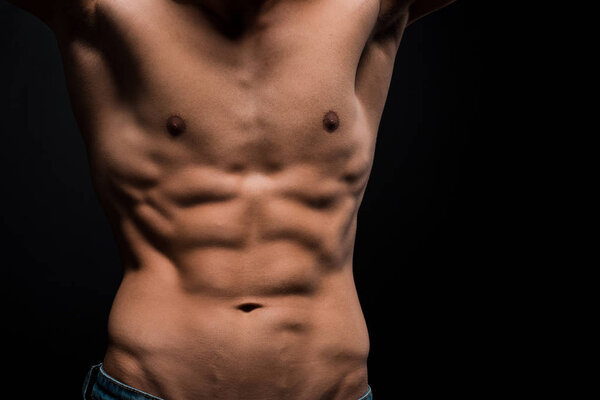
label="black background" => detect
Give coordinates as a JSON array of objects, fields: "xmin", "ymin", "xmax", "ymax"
[{"xmin": 1, "ymin": 1, "xmax": 493, "ymax": 398}]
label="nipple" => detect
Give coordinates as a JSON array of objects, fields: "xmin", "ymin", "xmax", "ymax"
[
  {"xmin": 323, "ymin": 110, "xmax": 340, "ymax": 133},
  {"xmin": 166, "ymin": 115, "xmax": 186, "ymax": 136}
]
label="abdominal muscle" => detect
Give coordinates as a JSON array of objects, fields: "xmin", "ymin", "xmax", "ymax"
[
  {"xmin": 103, "ymin": 262, "xmax": 370, "ymax": 400},
  {"xmin": 99, "ymin": 156, "xmax": 372, "ymax": 400},
  {"xmin": 53, "ymin": 1, "xmax": 397, "ymax": 398}
]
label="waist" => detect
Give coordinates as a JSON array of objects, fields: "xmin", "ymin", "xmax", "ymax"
[
  {"xmin": 85, "ymin": 364, "xmax": 373, "ymax": 400},
  {"xmin": 103, "ymin": 267, "xmax": 370, "ymax": 399}
]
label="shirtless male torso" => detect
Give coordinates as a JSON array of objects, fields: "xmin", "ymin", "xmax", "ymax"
[{"xmin": 7, "ymin": 0, "xmax": 455, "ymax": 399}]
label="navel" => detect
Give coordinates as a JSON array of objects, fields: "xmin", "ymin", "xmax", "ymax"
[
  {"xmin": 323, "ymin": 110, "xmax": 340, "ymax": 133},
  {"xmin": 236, "ymin": 303, "xmax": 263, "ymax": 313},
  {"xmin": 166, "ymin": 115, "xmax": 186, "ymax": 136}
]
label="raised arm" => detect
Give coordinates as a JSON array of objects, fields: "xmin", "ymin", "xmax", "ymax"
[
  {"xmin": 3, "ymin": 0, "xmax": 76, "ymax": 28},
  {"xmin": 355, "ymin": 0, "xmax": 457, "ymax": 112},
  {"xmin": 372, "ymin": 0, "xmax": 455, "ymax": 46},
  {"xmin": 407, "ymin": 0, "xmax": 456, "ymax": 26}
]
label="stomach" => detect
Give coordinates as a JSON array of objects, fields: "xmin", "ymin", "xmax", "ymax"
[{"xmin": 102, "ymin": 250, "xmax": 370, "ymax": 400}]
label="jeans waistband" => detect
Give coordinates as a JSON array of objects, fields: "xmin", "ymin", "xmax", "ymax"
[
  {"xmin": 83, "ymin": 363, "xmax": 373, "ymax": 400},
  {"xmin": 83, "ymin": 363, "xmax": 163, "ymax": 400}
]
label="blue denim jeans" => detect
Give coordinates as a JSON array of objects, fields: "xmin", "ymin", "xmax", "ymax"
[{"xmin": 83, "ymin": 363, "xmax": 373, "ymax": 400}]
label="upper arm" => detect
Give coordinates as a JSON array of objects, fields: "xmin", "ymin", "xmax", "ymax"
[
  {"xmin": 407, "ymin": 0, "xmax": 456, "ymax": 26},
  {"xmin": 4, "ymin": 0, "xmax": 77, "ymax": 28},
  {"xmin": 370, "ymin": 0, "xmax": 455, "ymax": 48},
  {"xmin": 5, "ymin": 0, "xmax": 56, "ymax": 22}
]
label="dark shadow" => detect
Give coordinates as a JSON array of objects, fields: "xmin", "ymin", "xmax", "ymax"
[{"xmin": 173, "ymin": 0, "xmax": 269, "ymax": 39}]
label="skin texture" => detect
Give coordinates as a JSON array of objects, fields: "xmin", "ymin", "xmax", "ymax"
[{"xmin": 7, "ymin": 0, "xmax": 454, "ymax": 399}]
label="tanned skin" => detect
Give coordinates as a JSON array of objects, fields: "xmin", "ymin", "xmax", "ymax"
[{"xmin": 6, "ymin": 0, "xmax": 455, "ymax": 399}]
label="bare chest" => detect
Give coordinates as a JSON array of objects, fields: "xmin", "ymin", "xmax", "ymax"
[{"xmin": 58, "ymin": 0, "xmax": 399, "ymax": 178}]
